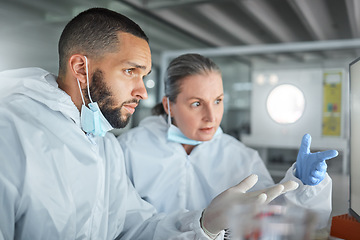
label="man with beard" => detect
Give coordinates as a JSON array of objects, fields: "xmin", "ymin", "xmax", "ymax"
[{"xmin": 0, "ymin": 7, "xmax": 298, "ymax": 240}]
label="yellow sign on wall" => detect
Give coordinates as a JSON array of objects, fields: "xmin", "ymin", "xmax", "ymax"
[{"xmin": 322, "ymin": 71, "xmax": 342, "ymax": 136}]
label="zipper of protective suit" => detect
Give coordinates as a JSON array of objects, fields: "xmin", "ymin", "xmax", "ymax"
[{"xmin": 87, "ymin": 148, "xmax": 106, "ymax": 238}]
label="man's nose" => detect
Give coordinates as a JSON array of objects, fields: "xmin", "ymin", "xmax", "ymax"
[{"xmin": 132, "ymin": 77, "xmax": 148, "ymax": 100}]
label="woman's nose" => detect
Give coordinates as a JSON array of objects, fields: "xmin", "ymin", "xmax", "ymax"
[{"xmin": 204, "ymin": 106, "xmax": 215, "ymax": 122}]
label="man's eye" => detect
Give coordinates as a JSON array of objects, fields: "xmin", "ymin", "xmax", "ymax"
[
  {"xmin": 125, "ymin": 69, "xmax": 133, "ymax": 75},
  {"xmin": 191, "ymin": 102, "xmax": 200, "ymax": 107}
]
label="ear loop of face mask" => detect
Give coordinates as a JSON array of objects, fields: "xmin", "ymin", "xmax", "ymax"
[
  {"xmin": 166, "ymin": 97, "xmax": 172, "ymax": 127},
  {"xmin": 77, "ymin": 56, "xmax": 113, "ymax": 137},
  {"xmin": 77, "ymin": 56, "xmax": 93, "ymax": 106}
]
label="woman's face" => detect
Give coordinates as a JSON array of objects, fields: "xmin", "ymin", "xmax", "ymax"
[{"xmin": 169, "ymin": 71, "xmax": 224, "ymax": 141}]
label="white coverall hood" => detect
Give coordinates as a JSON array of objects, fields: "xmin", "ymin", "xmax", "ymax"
[{"xmin": 0, "ymin": 67, "xmax": 80, "ymax": 126}]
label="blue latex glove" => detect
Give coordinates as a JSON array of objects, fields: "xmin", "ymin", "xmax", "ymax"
[{"xmin": 295, "ymin": 134, "xmax": 338, "ymax": 186}]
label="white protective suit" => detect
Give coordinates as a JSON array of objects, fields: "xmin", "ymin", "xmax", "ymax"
[
  {"xmin": 118, "ymin": 115, "xmax": 333, "ymax": 229},
  {"xmin": 0, "ymin": 68, "xmax": 215, "ymax": 240}
]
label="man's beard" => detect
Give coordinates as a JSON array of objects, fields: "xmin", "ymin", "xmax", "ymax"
[{"xmin": 84, "ymin": 69, "xmax": 137, "ymax": 129}]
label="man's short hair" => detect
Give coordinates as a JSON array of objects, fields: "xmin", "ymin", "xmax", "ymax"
[{"xmin": 58, "ymin": 8, "xmax": 148, "ymax": 75}]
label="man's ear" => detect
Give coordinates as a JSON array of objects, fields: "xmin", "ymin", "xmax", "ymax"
[
  {"xmin": 68, "ymin": 55, "xmax": 87, "ymax": 84},
  {"xmin": 162, "ymin": 96, "xmax": 170, "ymax": 116}
]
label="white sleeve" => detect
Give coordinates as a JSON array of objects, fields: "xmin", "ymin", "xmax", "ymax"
[
  {"xmin": 0, "ymin": 170, "xmax": 17, "ymax": 239},
  {"xmin": 280, "ymin": 163, "xmax": 332, "ymax": 229},
  {"xmin": 115, "ymin": 175, "xmax": 223, "ymax": 240},
  {"xmin": 0, "ymin": 117, "xmax": 21, "ymax": 240}
]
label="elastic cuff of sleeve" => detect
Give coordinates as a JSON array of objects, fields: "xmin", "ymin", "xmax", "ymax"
[
  {"xmin": 200, "ymin": 211, "xmax": 220, "ymax": 239},
  {"xmin": 293, "ymin": 163, "xmax": 298, "ymax": 177}
]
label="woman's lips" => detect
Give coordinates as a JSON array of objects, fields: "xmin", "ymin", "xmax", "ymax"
[{"xmin": 200, "ymin": 127, "xmax": 214, "ymax": 133}]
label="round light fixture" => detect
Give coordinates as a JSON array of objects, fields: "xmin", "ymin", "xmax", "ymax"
[
  {"xmin": 266, "ymin": 84, "xmax": 305, "ymax": 124},
  {"xmin": 146, "ymin": 79, "xmax": 155, "ymax": 89}
]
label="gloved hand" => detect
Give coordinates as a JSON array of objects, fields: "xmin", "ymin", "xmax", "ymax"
[
  {"xmin": 295, "ymin": 133, "xmax": 338, "ymax": 186},
  {"xmin": 200, "ymin": 174, "xmax": 299, "ymax": 236}
]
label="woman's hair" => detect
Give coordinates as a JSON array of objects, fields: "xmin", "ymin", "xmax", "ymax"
[
  {"xmin": 58, "ymin": 8, "xmax": 148, "ymax": 76},
  {"xmin": 152, "ymin": 53, "xmax": 221, "ymax": 115}
]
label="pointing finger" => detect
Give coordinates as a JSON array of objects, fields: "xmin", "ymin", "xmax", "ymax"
[{"xmin": 315, "ymin": 150, "xmax": 338, "ymax": 162}]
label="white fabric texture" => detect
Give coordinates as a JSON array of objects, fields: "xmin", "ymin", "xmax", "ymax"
[
  {"xmin": 0, "ymin": 68, "xmax": 213, "ymax": 240},
  {"xmin": 118, "ymin": 115, "xmax": 332, "ymax": 228}
]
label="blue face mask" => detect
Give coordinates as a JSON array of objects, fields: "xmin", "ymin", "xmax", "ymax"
[
  {"xmin": 167, "ymin": 124, "xmax": 204, "ymax": 145},
  {"xmin": 166, "ymin": 98, "xmax": 221, "ymax": 145},
  {"xmin": 77, "ymin": 56, "xmax": 113, "ymax": 137}
]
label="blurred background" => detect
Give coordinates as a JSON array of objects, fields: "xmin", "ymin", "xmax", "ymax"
[{"xmin": 1, "ymin": 0, "xmax": 357, "ymax": 219}]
